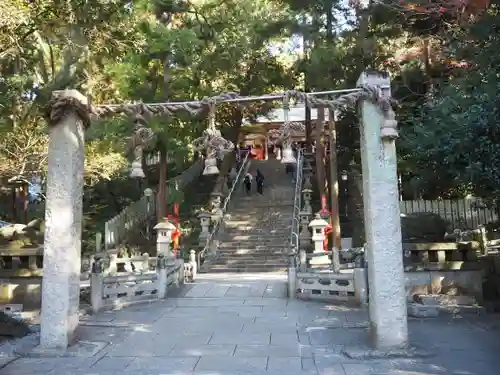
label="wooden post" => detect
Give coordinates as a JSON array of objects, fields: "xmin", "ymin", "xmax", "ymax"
[
  {"xmin": 328, "ymin": 108, "xmax": 342, "ymax": 273},
  {"xmin": 314, "ymin": 107, "xmax": 326, "ymax": 198}
]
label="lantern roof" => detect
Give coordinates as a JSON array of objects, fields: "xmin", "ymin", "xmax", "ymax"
[
  {"xmin": 308, "ymin": 213, "xmax": 328, "ymax": 228},
  {"xmin": 153, "ymin": 220, "xmax": 176, "ymax": 231}
]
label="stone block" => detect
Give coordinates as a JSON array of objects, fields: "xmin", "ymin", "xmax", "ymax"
[
  {"xmin": 125, "ymin": 357, "xmax": 199, "ymax": 372},
  {"xmin": 168, "ymin": 344, "xmax": 236, "ymax": 356},
  {"xmin": 407, "ymin": 303, "xmax": 439, "ymax": 318},
  {"xmin": 270, "ymin": 332, "xmax": 299, "ymax": 345},
  {"xmin": 266, "ymin": 357, "xmax": 305, "ymax": 372},
  {"xmin": 90, "ymin": 356, "xmax": 134, "ymax": 371},
  {"xmin": 194, "ymin": 356, "xmax": 267, "ymax": 372},
  {"xmin": 209, "ymin": 332, "xmax": 270, "ymax": 345},
  {"xmin": 234, "ymin": 344, "xmax": 304, "ymax": 358},
  {"xmin": 28, "ymin": 340, "xmax": 107, "ymax": 358},
  {"xmin": 418, "ymin": 294, "xmax": 477, "ymax": 306}
]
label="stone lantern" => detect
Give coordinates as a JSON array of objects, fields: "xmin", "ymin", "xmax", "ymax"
[
  {"xmin": 302, "ymin": 188, "xmax": 313, "ymax": 214},
  {"xmin": 203, "ymin": 154, "xmax": 219, "ymax": 175},
  {"xmin": 308, "ymin": 213, "xmax": 330, "ymax": 266},
  {"xmin": 198, "ymin": 210, "xmax": 212, "ymax": 245},
  {"xmin": 153, "ymin": 220, "xmax": 176, "ymax": 256}
]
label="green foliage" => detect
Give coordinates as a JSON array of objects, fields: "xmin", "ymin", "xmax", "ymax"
[
  {"xmin": 2, "ymin": 0, "xmax": 500, "ymax": 233},
  {"xmin": 400, "ymin": 6, "xmax": 500, "ymax": 200}
]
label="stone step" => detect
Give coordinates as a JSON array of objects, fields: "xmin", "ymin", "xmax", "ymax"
[
  {"xmin": 223, "ymin": 228, "xmax": 292, "ymax": 233},
  {"xmin": 211, "ymin": 258, "xmax": 288, "ymax": 266},
  {"xmin": 224, "ymin": 225, "xmax": 292, "ymax": 230},
  {"xmin": 216, "ymin": 248, "xmax": 287, "ymax": 255},
  {"xmin": 230, "ymin": 205, "xmax": 294, "ymax": 211},
  {"xmin": 218, "ymin": 241, "xmax": 287, "ymax": 247},
  {"xmin": 214, "ymin": 252, "xmax": 287, "ymax": 259},
  {"xmin": 218, "ymin": 242, "xmax": 287, "ymax": 247},
  {"xmin": 201, "ymin": 265, "xmax": 288, "ymax": 273},
  {"xmin": 220, "ymin": 232, "xmax": 289, "ymax": 238},
  {"xmin": 221, "ymin": 233, "xmax": 290, "ymax": 238}
]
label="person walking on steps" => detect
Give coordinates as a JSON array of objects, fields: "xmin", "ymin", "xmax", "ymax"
[
  {"xmin": 255, "ymin": 169, "xmax": 264, "ymax": 195},
  {"xmin": 243, "ymin": 172, "xmax": 253, "ymax": 195}
]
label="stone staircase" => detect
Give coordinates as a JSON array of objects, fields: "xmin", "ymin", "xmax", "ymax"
[{"xmin": 202, "ymin": 159, "xmax": 295, "ymax": 273}]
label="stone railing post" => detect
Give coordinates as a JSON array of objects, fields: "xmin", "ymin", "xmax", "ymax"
[
  {"xmin": 357, "ymin": 71, "xmax": 407, "ymax": 349},
  {"xmin": 154, "ymin": 220, "xmax": 176, "ymax": 256},
  {"xmin": 302, "ymin": 163, "xmax": 313, "ymax": 189},
  {"xmin": 198, "ymin": 211, "xmax": 211, "ymax": 246},
  {"xmin": 353, "ymin": 268, "xmax": 368, "ymax": 306},
  {"xmin": 308, "ymin": 214, "xmax": 330, "ymax": 266},
  {"xmin": 90, "ymin": 257, "xmax": 104, "ymax": 314},
  {"xmin": 157, "ymin": 255, "xmax": 168, "ymax": 299},
  {"xmin": 299, "ymin": 249, "xmax": 307, "ymax": 272},
  {"xmin": 299, "ymin": 211, "xmax": 311, "ymax": 249},
  {"xmin": 189, "ymin": 249, "xmax": 197, "ymax": 279},
  {"xmin": 287, "ymin": 254, "xmax": 296, "ymax": 298},
  {"xmin": 40, "ymin": 90, "xmax": 88, "ymax": 351},
  {"xmin": 302, "ymin": 189, "xmax": 313, "ymax": 214}
]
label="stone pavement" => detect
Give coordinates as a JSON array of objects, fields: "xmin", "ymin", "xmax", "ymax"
[{"xmin": 2, "ymin": 273, "xmax": 500, "ymax": 375}]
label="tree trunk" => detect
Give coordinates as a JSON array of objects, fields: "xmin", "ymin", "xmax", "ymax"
[
  {"xmin": 302, "ymin": 15, "xmax": 312, "ymax": 151},
  {"xmin": 326, "ymin": 0, "xmax": 334, "ymax": 40},
  {"xmin": 156, "ymin": 54, "xmax": 171, "ymax": 221},
  {"xmin": 328, "ymin": 108, "xmax": 342, "ymax": 255},
  {"xmin": 315, "ymin": 107, "xmax": 326, "ymax": 197},
  {"xmin": 157, "ymin": 146, "xmax": 168, "ymax": 221}
]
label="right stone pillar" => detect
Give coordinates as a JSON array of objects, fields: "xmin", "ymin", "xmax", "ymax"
[{"xmin": 357, "ymin": 72, "xmax": 408, "ymax": 349}]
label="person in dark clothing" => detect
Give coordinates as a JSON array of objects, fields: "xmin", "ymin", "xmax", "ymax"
[
  {"xmin": 243, "ymin": 172, "xmax": 252, "ymax": 195},
  {"xmin": 255, "ymin": 169, "xmax": 264, "ymax": 195}
]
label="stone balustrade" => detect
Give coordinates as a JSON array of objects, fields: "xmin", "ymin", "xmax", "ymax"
[
  {"xmin": 0, "ymin": 247, "xmax": 43, "ymax": 277},
  {"xmin": 290, "ymin": 158, "xmax": 367, "ymax": 305},
  {"xmin": 0, "ymin": 247, "xmax": 44, "ymax": 310},
  {"xmin": 403, "ymin": 242, "xmax": 480, "ymax": 271},
  {"xmin": 90, "ymin": 253, "xmax": 185, "ymax": 313}
]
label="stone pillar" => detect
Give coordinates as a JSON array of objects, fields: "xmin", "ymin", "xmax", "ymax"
[
  {"xmin": 189, "ymin": 249, "xmax": 197, "ymax": 279},
  {"xmin": 357, "ymin": 72, "xmax": 408, "ymax": 349},
  {"xmin": 90, "ymin": 257, "xmax": 104, "ymax": 314},
  {"xmin": 157, "ymin": 255, "xmax": 168, "ymax": 299},
  {"xmin": 264, "ymin": 137, "xmax": 269, "ymax": 160},
  {"xmin": 40, "ymin": 90, "xmax": 88, "ymax": 350}
]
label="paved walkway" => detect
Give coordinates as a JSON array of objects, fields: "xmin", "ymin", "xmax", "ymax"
[{"xmin": 2, "ymin": 273, "xmax": 500, "ymax": 375}]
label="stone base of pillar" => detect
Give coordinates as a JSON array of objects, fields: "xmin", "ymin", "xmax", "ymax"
[{"xmin": 29, "ymin": 340, "xmax": 107, "ymax": 358}]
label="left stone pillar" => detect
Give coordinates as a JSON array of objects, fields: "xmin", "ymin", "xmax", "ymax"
[{"xmin": 40, "ymin": 90, "xmax": 88, "ymax": 350}]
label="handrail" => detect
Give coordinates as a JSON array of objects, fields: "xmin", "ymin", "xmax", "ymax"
[
  {"xmin": 197, "ymin": 151, "xmax": 251, "ymax": 268},
  {"xmin": 289, "ymin": 149, "xmax": 303, "ymax": 267}
]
